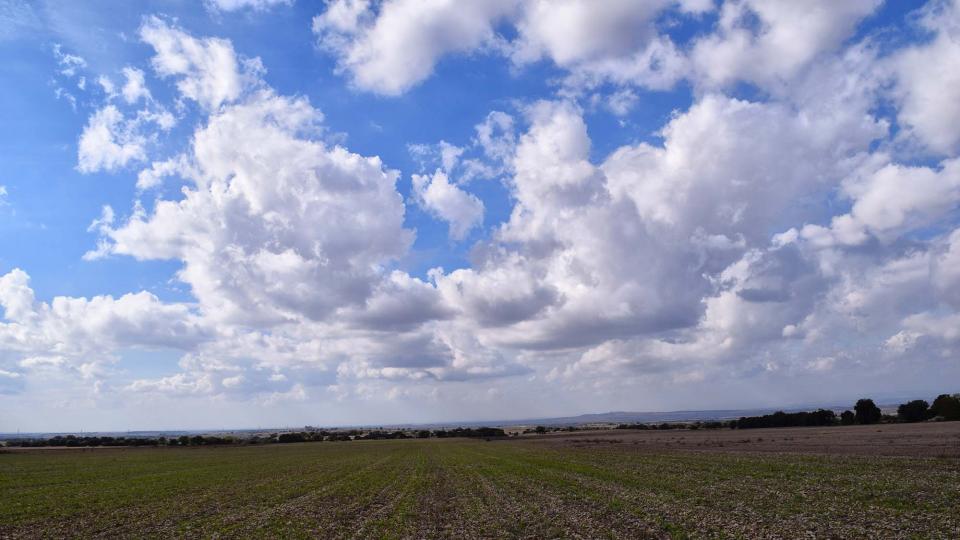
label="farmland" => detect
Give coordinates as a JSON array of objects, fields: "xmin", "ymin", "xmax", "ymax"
[{"xmin": 2, "ymin": 423, "xmax": 959, "ymax": 538}]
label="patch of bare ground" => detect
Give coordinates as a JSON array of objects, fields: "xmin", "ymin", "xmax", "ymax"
[{"xmin": 524, "ymin": 421, "xmax": 960, "ymax": 458}]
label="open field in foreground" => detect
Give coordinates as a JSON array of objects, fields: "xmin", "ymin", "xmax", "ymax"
[{"xmin": 2, "ymin": 423, "xmax": 959, "ymax": 539}]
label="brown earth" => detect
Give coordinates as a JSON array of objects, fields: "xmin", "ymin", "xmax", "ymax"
[{"xmin": 520, "ymin": 421, "xmax": 960, "ymax": 458}]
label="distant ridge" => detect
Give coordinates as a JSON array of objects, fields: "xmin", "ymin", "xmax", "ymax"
[
  {"xmin": 394, "ymin": 405, "xmax": 853, "ymax": 429},
  {"xmin": 8, "ymin": 402, "xmax": 918, "ymax": 437}
]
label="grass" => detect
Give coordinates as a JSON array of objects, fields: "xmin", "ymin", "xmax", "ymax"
[{"xmin": 2, "ymin": 438, "xmax": 959, "ymax": 538}]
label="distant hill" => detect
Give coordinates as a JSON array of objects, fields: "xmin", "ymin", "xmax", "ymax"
[
  {"xmin": 7, "ymin": 401, "xmax": 919, "ymax": 438},
  {"xmin": 398, "ymin": 405, "xmax": 855, "ymax": 429}
]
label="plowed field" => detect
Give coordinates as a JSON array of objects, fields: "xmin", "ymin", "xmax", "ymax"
[{"xmin": 3, "ymin": 423, "xmax": 959, "ymax": 538}]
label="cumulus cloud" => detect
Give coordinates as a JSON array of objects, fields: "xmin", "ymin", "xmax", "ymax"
[
  {"xmin": 429, "ymin": 78, "xmax": 894, "ymax": 373},
  {"xmin": 14, "ymin": 3, "xmax": 960, "ymax": 415},
  {"xmin": 691, "ymin": 0, "xmax": 882, "ymax": 89},
  {"xmin": 411, "ymin": 170, "xmax": 484, "ymax": 240},
  {"xmin": 120, "ymin": 67, "xmax": 151, "ymax": 104},
  {"xmin": 77, "ymin": 105, "xmax": 147, "ymax": 173},
  {"xmin": 97, "ymin": 91, "xmax": 413, "ymax": 325},
  {"xmin": 800, "ymin": 159, "xmax": 960, "ymax": 247},
  {"xmin": 890, "ymin": 0, "xmax": 960, "ymax": 155},
  {"xmin": 313, "ymin": 0, "xmax": 518, "ymax": 95},
  {"xmin": 140, "ymin": 15, "xmax": 261, "ymax": 109},
  {"xmin": 312, "ymin": 0, "xmax": 688, "ymax": 95},
  {"xmin": 513, "ymin": 0, "xmax": 687, "ymax": 93},
  {"xmin": 311, "ymin": 0, "xmax": 885, "ymax": 98},
  {"xmin": 135, "ymin": 155, "xmax": 188, "ymax": 191},
  {"xmin": 76, "ymin": 103, "xmax": 175, "ymax": 174},
  {"xmin": 0, "ymin": 268, "xmax": 208, "ymax": 373},
  {"xmin": 510, "ymin": 0, "xmax": 671, "ymax": 67},
  {"xmin": 66, "ymin": 19, "xmax": 542, "ymax": 401}
]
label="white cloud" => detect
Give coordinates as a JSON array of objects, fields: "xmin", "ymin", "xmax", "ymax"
[
  {"xmin": 474, "ymin": 110, "xmax": 515, "ymax": 164},
  {"xmin": 890, "ymin": 0, "xmax": 960, "ymax": 155},
  {"xmin": 140, "ymin": 16, "xmax": 260, "ymax": 109},
  {"xmin": 0, "ymin": 268, "xmax": 209, "ymax": 370},
  {"xmin": 97, "ymin": 91, "xmax": 413, "ymax": 326},
  {"xmin": 52, "ymin": 43, "xmax": 86, "ymax": 77},
  {"xmin": 77, "ymin": 105, "xmax": 147, "ymax": 173},
  {"xmin": 678, "ymin": 0, "xmax": 715, "ymax": 14},
  {"xmin": 801, "ymin": 159, "xmax": 960, "ymax": 246},
  {"xmin": 411, "ymin": 170, "xmax": 484, "ymax": 240},
  {"xmin": 933, "ymin": 228, "xmax": 960, "ymax": 309},
  {"xmin": 97, "ymin": 75, "xmax": 116, "ymax": 96},
  {"xmin": 310, "ymin": 0, "xmax": 884, "ymax": 98},
  {"xmin": 120, "ymin": 67, "xmax": 151, "ymax": 104},
  {"xmin": 136, "ymin": 155, "xmax": 188, "ymax": 191},
  {"xmin": 431, "ymin": 84, "xmax": 889, "ymax": 366},
  {"xmin": 312, "ymin": 0, "xmax": 684, "ymax": 95},
  {"xmin": 313, "ymin": 0, "xmax": 518, "ymax": 95},
  {"xmin": 17, "ymin": 4, "xmax": 960, "ymax": 415},
  {"xmin": 690, "ymin": 0, "xmax": 881, "ymax": 89},
  {"xmin": 76, "ymin": 102, "xmax": 175, "ymax": 174},
  {"xmin": 205, "ymin": 0, "xmax": 292, "ymax": 12},
  {"xmin": 510, "ymin": 0, "xmax": 671, "ymax": 67}
]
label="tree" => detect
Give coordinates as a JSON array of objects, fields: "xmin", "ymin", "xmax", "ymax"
[
  {"xmin": 931, "ymin": 394, "xmax": 960, "ymax": 421},
  {"xmin": 854, "ymin": 399, "xmax": 882, "ymax": 425},
  {"xmin": 840, "ymin": 410, "xmax": 855, "ymax": 425},
  {"xmin": 897, "ymin": 400, "xmax": 930, "ymax": 423},
  {"xmin": 277, "ymin": 432, "xmax": 305, "ymax": 443}
]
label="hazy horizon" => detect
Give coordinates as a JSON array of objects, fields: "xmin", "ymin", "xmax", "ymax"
[{"xmin": 3, "ymin": 0, "xmax": 960, "ymax": 433}]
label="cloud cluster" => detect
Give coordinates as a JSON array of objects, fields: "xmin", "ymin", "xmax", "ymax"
[
  {"xmin": 7, "ymin": 2, "xmax": 960, "ymax": 418},
  {"xmin": 63, "ymin": 17, "xmax": 521, "ymax": 401},
  {"xmin": 889, "ymin": 0, "xmax": 960, "ymax": 155},
  {"xmin": 312, "ymin": 0, "xmax": 691, "ymax": 96},
  {"xmin": 411, "ymin": 170, "xmax": 484, "ymax": 240},
  {"xmin": 0, "ymin": 268, "xmax": 207, "ymax": 380},
  {"xmin": 310, "ymin": 0, "xmax": 889, "ymax": 102}
]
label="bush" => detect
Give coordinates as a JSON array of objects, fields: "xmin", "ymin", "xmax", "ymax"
[{"xmin": 840, "ymin": 410, "xmax": 855, "ymax": 425}]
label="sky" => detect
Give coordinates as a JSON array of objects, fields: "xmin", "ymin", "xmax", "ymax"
[{"xmin": 1, "ymin": 0, "xmax": 959, "ymax": 432}]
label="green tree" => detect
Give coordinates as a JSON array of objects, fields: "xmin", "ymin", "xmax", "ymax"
[
  {"xmin": 854, "ymin": 399, "xmax": 882, "ymax": 424},
  {"xmin": 931, "ymin": 394, "xmax": 960, "ymax": 420},
  {"xmin": 897, "ymin": 400, "xmax": 930, "ymax": 423},
  {"xmin": 840, "ymin": 410, "xmax": 855, "ymax": 425}
]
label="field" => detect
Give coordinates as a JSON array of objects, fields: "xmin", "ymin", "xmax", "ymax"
[{"xmin": 2, "ymin": 423, "xmax": 959, "ymax": 539}]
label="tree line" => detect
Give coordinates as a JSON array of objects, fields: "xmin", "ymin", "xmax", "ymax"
[
  {"xmin": 611, "ymin": 393, "xmax": 960, "ymax": 431},
  {"xmin": 1, "ymin": 426, "xmax": 508, "ymax": 448},
  {"xmin": 733, "ymin": 393, "xmax": 960, "ymax": 429}
]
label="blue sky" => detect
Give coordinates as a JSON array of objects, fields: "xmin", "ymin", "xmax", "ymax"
[{"xmin": 2, "ymin": 0, "xmax": 960, "ymax": 431}]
